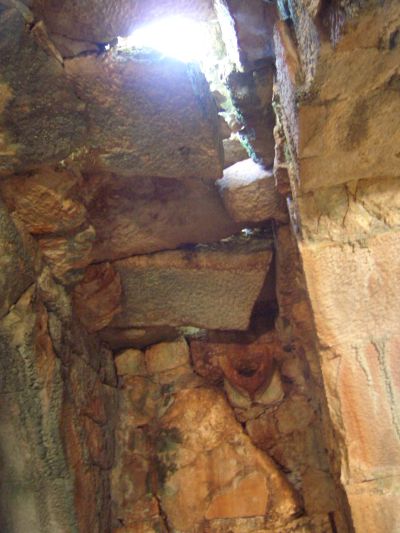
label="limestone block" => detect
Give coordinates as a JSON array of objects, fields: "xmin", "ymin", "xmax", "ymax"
[
  {"xmin": 0, "ymin": 7, "xmax": 86, "ymax": 176},
  {"xmin": 110, "ymin": 239, "xmax": 273, "ymax": 330},
  {"xmin": 275, "ymin": 1, "xmax": 400, "ymax": 191},
  {"xmin": 84, "ymin": 174, "xmax": 240, "ymax": 262},
  {"xmin": 218, "ymin": 158, "xmax": 288, "ymax": 224},
  {"xmin": 100, "ymin": 325, "xmax": 180, "ymax": 350},
  {"xmin": 65, "ymin": 53, "xmax": 223, "ymax": 180}
]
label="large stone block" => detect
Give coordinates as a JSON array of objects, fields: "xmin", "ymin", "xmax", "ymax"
[
  {"xmin": 217, "ymin": 158, "xmax": 288, "ymax": 224},
  {"xmin": 0, "ymin": 7, "xmax": 86, "ymax": 176},
  {"xmin": 84, "ymin": 174, "xmax": 240, "ymax": 262},
  {"xmin": 110, "ymin": 239, "xmax": 273, "ymax": 330},
  {"xmin": 65, "ymin": 53, "xmax": 223, "ymax": 179},
  {"xmin": 275, "ymin": 1, "xmax": 400, "ymax": 191},
  {"xmin": 300, "ymin": 231, "xmax": 400, "ymax": 486}
]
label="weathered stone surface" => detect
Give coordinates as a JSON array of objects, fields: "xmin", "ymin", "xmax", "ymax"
[
  {"xmin": 158, "ymin": 387, "xmax": 300, "ymax": 531},
  {"xmin": 346, "ymin": 479, "xmax": 400, "ymax": 533},
  {"xmin": 73, "ymin": 262, "xmax": 122, "ymax": 332},
  {"xmin": 34, "ymin": 0, "xmax": 215, "ymax": 43},
  {"xmin": 115, "ymin": 349, "xmax": 146, "ymax": 377},
  {"xmin": 110, "ymin": 239, "xmax": 273, "ymax": 330},
  {"xmin": 0, "ymin": 198, "xmax": 35, "ymax": 318},
  {"xmin": 84, "ymin": 174, "xmax": 239, "ymax": 262},
  {"xmin": 145, "ymin": 337, "xmax": 190, "ymax": 374},
  {"xmin": 218, "ymin": 158, "xmax": 288, "ymax": 224},
  {"xmin": 0, "ymin": 281, "xmax": 116, "ymax": 533},
  {"xmin": 0, "ymin": 288, "xmax": 77, "ymax": 532},
  {"xmin": 298, "ymin": 177, "xmax": 400, "ymax": 243},
  {"xmin": 299, "ymin": 230, "xmax": 400, "ymax": 527},
  {"xmin": 0, "ymin": 167, "xmax": 86, "ymax": 234},
  {"xmin": 0, "ymin": 7, "xmax": 86, "ymax": 176},
  {"xmin": 65, "ymin": 53, "xmax": 223, "ymax": 179},
  {"xmin": 38, "ymin": 224, "xmax": 95, "ymax": 284},
  {"xmin": 276, "ymin": 1, "xmax": 400, "ymax": 191}
]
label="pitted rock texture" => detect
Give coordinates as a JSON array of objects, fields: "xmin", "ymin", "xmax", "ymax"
[
  {"xmin": 109, "ymin": 239, "xmax": 273, "ymax": 330},
  {"xmin": 65, "ymin": 53, "xmax": 223, "ymax": 179},
  {"xmin": 0, "ymin": 281, "xmax": 117, "ymax": 533},
  {"xmin": 0, "ymin": 6, "xmax": 86, "ymax": 176}
]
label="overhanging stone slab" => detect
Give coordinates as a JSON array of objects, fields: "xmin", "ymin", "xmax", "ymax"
[{"xmin": 110, "ymin": 240, "xmax": 273, "ymax": 330}]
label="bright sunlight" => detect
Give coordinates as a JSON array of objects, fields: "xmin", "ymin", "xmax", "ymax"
[{"xmin": 118, "ymin": 16, "xmax": 212, "ymax": 63}]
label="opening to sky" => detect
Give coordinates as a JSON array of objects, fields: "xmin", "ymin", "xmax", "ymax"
[{"xmin": 118, "ymin": 16, "xmax": 213, "ymax": 63}]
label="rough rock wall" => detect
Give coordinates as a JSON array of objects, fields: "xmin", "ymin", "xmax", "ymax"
[
  {"xmin": 274, "ymin": 0, "xmax": 400, "ymax": 531},
  {"xmin": 111, "ymin": 336, "xmax": 340, "ymax": 532},
  {"xmin": 0, "ymin": 202, "xmax": 117, "ymax": 532}
]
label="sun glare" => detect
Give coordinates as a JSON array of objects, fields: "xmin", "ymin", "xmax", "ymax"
[{"xmin": 119, "ymin": 16, "xmax": 212, "ymax": 63}]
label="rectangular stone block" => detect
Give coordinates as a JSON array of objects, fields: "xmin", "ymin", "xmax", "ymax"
[{"xmin": 110, "ymin": 240, "xmax": 273, "ymax": 330}]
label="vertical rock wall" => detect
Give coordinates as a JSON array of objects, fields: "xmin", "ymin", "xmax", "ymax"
[{"xmin": 274, "ymin": 0, "xmax": 400, "ymax": 530}]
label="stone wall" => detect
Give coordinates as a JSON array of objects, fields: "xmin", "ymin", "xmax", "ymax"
[
  {"xmin": 274, "ymin": 0, "xmax": 400, "ymax": 530},
  {"xmin": 1, "ymin": 0, "xmax": 399, "ymax": 531}
]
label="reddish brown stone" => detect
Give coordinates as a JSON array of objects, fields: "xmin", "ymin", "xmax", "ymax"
[
  {"xmin": 73, "ymin": 262, "xmax": 122, "ymax": 333},
  {"xmin": 0, "ymin": 167, "xmax": 86, "ymax": 235}
]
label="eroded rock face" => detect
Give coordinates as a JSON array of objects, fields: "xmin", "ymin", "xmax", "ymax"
[
  {"xmin": 0, "ymin": 280, "xmax": 117, "ymax": 533},
  {"xmin": 110, "ymin": 239, "xmax": 273, "ymax": 330},
  {"xmin": 65, "ymin": 53, "xmax": 223, "ymax": 179}
]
